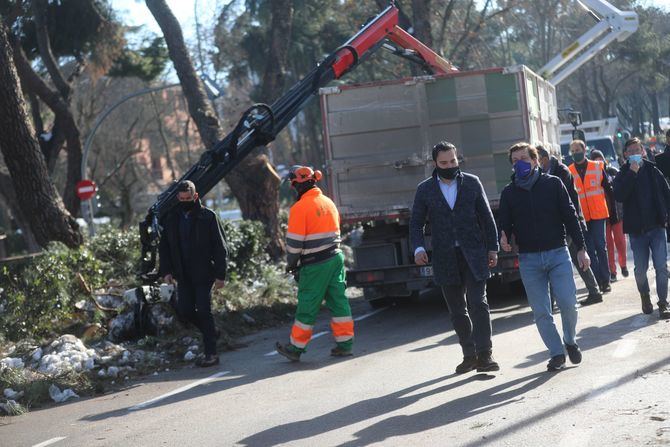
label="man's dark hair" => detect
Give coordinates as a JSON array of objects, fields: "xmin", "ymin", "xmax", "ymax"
[
  {"xmin": 508, "ymin": 142, "xmax": 538, "ymax": 164},
  {"xmin": 535, "ymin": 145, "xmax": 550, "ymax": 159},
  {"xmin": 589, "ymin": 149, "xmax": 605, "ymax": 161},
  {"xmin": 177, "ymin": 180, "xmax": 196, "ymax": 196},
  {"xmin": 432, "ymin": 141, "xmax": 457, "ymax": 161},
  {"xmin": 624, "ymin": 137, "xmax": 641, "ymax": 150}
]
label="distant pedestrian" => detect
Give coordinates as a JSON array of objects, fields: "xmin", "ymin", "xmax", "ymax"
[
  {"xmin": 410, "ymin": 141, "xmax": 500, "ymax": 374},
  {"xmin": 589, "ymin": 150, "xmax": 628, "ymax": 281},
  {"xmin": 159, "ymin": 180, "xmax": 228, "ymax": 367},
  {"xmin": 275, "ymin": 166, "xmax": 354, "ymax": 361},
  {"xmin": 653, "ymin": 129, "xmax": 670, "ymax": 181},
  {"xmin": 613, "ymin": 138, "xmax": 670, "ymax": 319},
  {"xmin": 537, "ymin": 145, "xmax": 603, "ymax": 305},
  {"xmin": 568, "ymin": 140, "xmax": 613, "ymax": 293},
  {"xmin": 499, "ymin": 142, "xmax": 589, "ymax": 371}
]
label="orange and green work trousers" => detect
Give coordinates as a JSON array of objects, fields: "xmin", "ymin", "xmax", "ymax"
[{"xmin": 289, "ymin": 252, "xmax": 354, "ymax": 352}]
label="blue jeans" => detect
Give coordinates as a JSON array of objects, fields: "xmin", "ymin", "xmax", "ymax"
[
  {"xmin": 519, "ymin": 247, "xmax": 579, "ymax": 358},
  {"xmin": 584, "ymin": 218, "xmax": 610, "ymax": 286},
  {"xmin": 629, "ymin": 227, "xmax": 668, "ymax": 305}
]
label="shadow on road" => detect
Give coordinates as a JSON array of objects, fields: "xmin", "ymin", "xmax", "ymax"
[
  {"xmin": 76, "ymin": 291, "xmax": 536, "ymax": 422},
  {"xmin": 238, "ymin": 371, "xmax": 553, "ymax": 447}
]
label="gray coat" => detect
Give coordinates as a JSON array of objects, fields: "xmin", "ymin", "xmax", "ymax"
[{"xmin": 410, "ymin": 171, "xmax": 498, "ymax": 286}]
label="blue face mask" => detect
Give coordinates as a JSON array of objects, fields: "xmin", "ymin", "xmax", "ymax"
[
  {"xmin": 514, "ymin": 160, "xmax": 533, "ymax": 178},
  {"xmin": 629, "ymin": 154, "xmax": 643, "ymax": 164}
]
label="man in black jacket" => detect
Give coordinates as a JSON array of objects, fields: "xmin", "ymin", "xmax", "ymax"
[
  {"xmin": 654, "ymin": 129, "xmax": 670, "ymax": 181},
  {"xmin": 410, "ymin": 141, "xmax": 500, "ymax": 374},
  {"xmin": 499, "ymin": 142, "xmax": 589, "ymax": 371},
  {"xmin": 537, "ymin": 146, "xmax": 603, "ymax": 305},
  {"xmin": 613, "ymin": 138, "xmax": 670, "ymax": 319},
  {"xmin": 159, "ymin": 181, "xmax": 228, "ymax": 366}
]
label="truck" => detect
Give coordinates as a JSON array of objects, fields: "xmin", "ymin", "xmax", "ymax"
[
  {"xmin": 320, "ymin": 66, "xmax": 560, "ymax": 304},
  {"xmin": 559, "ymin": 116, "xmax": 622, "ymax": 167},
  {"xmin": 318, "ymin": 0, "xmax": 639, "ymax": 307}
]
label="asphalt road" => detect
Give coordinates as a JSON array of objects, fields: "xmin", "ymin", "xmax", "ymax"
[{"xmin": 2, "ymin": 272, "xmax": 670, "ymax": 447}]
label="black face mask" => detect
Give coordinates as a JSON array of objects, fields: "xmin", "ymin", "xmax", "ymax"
[
  {"xmin": 436, "ymin": 166, "xmax": 460, "ymax": 180},
  {"xmin": 179, "ymin": 200, "xmax": 196, "ymax": 212}
]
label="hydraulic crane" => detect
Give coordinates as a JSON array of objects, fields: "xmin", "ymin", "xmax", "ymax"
[
  {"xmin": 139, "ymin": 4, "xmax": 457, "ymax": 280},
  {"xmin": 540, "ymin": 0, "xmax": 638, "ymax": 85}
]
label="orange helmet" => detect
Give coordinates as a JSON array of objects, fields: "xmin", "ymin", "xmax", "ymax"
[{"xmin": 288, "ymin": 165, "xmax": 322, "ymax": 185}]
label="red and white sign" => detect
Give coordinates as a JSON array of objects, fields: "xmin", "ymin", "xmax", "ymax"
[{"xmin": 76, "ymin": 179, "xmax": 97, "ymax": 201}]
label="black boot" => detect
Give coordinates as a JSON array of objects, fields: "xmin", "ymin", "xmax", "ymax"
[
  {"xmin": 455, "ymin": 355, "xmax": 478, "ymax": 374},
  {"xmin": 476, "ymin": 351, "xmax": 500, "ymax": 372},
  {"xmin": 275, "ymin": 342, "xmax": 302, "ymax": 362},
  {"xmin": 659, "ymin": 302, "xmax": 670, "ymax": 320},
  {"xmin": 641, "ymin": 293, "xmax": 653, "ymax": 315}
]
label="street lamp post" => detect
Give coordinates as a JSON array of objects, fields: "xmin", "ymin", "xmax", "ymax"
[{"xmin": 80, "ymin": 83, "xmax": 180, "ymax": 236}]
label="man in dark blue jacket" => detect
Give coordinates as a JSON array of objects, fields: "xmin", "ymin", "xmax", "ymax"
[
  {"xmin": 537, "ymin": 145, "xmax": 603, "ymax": 305},
  {"xmin": 159, "ymin": 181, "xmax": 228, "ymax": 367},
  {"xmin": 410, "ymin": 141, "xmax": 499, "ymax": 374},
  {"xmin": 613, "ymin": 138, "xmax": 670, "ymax": 319},
  {"xmin": 499, "ymin": 142, "xmax": 589, "ymax": 371}
]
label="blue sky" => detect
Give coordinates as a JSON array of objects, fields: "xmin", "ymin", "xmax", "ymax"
[{"xmin": 111, "ymin": 0, "xmax": 670, "ymax": 44}]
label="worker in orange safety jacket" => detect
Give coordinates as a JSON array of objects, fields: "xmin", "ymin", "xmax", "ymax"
[
  {"xmin": 275, "ymin": 166, "xmax": 354, "ymax": 361},
  {"xmin": 569, "ymin": 139, "xmax": 613, "ymax": 294}
]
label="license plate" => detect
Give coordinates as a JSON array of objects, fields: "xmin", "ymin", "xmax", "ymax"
[{"xmin": 419, "ymin": 266, "xmax": 433, "ymax": 277}]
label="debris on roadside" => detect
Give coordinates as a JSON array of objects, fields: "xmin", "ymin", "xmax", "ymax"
[{"xmin": 48, "ymin": 384, "xmax": 79, "ymax": 403}]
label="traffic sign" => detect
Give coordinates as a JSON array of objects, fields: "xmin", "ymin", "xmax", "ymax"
[{"xmin": 76, "ymin": 179, "xmax": 97, "ymax": 200}]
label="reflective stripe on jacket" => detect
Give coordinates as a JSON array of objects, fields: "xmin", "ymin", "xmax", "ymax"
[
  {"xmin": 286, "ymin": 187, "xmax": 341, "ymax": 268},
  {"xmin": 569, "ymin": 160, "xmax": 609, "ymax": 221}
]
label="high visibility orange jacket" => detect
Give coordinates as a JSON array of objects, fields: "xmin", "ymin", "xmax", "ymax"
[
  {"xmin": 286, "ymin": 187, "xmax": 341, "ymax": 269},
  {"xmin": 569, "ymin": 160, "xmax": 610, "ymax": 222}
]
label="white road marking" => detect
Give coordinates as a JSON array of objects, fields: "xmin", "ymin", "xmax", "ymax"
[
  {"xmin": 128, "ymin": 370, "xmax": 230, "ymax": 411},
  {"xmin": 264, "ymin": 308, "xmax": 388, "ymax": 357},
  {"xmin": 612, "ymin": 339, "xmax": 638, "ymax": 358},
  {"xmin": 32, "ymin": 437, "xmax": 67, "ymax": 447},
  {"xmin": 353, "ymin": 307, "xmax": 388, "ymax": 322}
]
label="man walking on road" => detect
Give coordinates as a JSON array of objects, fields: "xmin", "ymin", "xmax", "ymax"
[
  {"xmin": 652, "ymin": 129, "xmax": 670, "ymax": 181},
  {"xmin": 613, "ymin": 138, "xmax": 670, "ymax": 320},
  {"xmin": 537, "ymin": 145, "xmax": 603, "ymax": 305},
  {"xmin": 569, "ymin": 140, "xmax": 613, "ymax": 294},
  {"xmin": 276, "ymin": 166, "xmax": 354, "ymax": 361},
  {"xmin": 410, "ymin": 141, "xmax": 500, "ymax": 374},
  {"xmin": 159, "ymin": 181, "xmax": 228, "ymax": 367},
  {"xmin": 589, "ymin": 150, "xmax": 628, "ymax": 282},
  {"xmin": 499, "ymin": 142, "xmax": 589, "ymax": 371}
]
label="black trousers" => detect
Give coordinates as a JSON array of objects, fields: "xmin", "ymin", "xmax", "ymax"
[
  {"xmin": 440, "ymin": 248, "xmax": 492, "ymax": 357},
  {"xmin": 176, "ymin": 276, "xmax": 217, "ymax": 356}
]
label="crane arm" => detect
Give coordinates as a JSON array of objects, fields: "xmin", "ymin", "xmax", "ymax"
[
  {"xmin": 540, "ymin": 0, "xmax": 638, "ymax": 85},
  {"xmin": 138, "ymin": 4, "xmax": 456, "ymax": 280}
]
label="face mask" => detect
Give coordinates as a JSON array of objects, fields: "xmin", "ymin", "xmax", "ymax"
[
  {"xmin": 436, "ymin": 166, "xmax": 460, "ymax": 180},
  {"xmin": 572, "ymin": 152, "xmax": 585, "ymax": 163},
  {"xmin": 179, "ymin": 200, "xmax": 196, "ymax": 212},
  {"xmin": 513, "ymin": 160, "xmax": 532, "ymax": 178},
  {"xmin": 629, "ymin": 154, "xmax": 643, "ymax": 164}
]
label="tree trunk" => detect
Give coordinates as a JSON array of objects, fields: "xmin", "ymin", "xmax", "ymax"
[
  {"xmin": 0, "ymin": 22, "xmax": 82, "ymax": 248},
  {"xmin": 145, "ymin": 0, "xmax": 285, "ymax": 258},
  {"xmin": 650, "ymin": 91, "xmax": 661, "ymax": 135},
  {"xmin": 0, "ymin": 172, "xmax": 41, "ymax": 253},
  {"xmin": 411, "ymin": 0, "xmax": 433, "ymax": 48},
  {"xmin": 259, "ymin": 0, "xmax": 294, "ymax": 103}
]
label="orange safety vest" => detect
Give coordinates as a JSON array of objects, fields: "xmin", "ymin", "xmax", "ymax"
[
  {"xmin": 569, "ymin": 160, "xmax": 609, "ymax": 222},
  {"xmin": 286, "ymin": 187, "xmax": 341, "ymax": 264}
]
